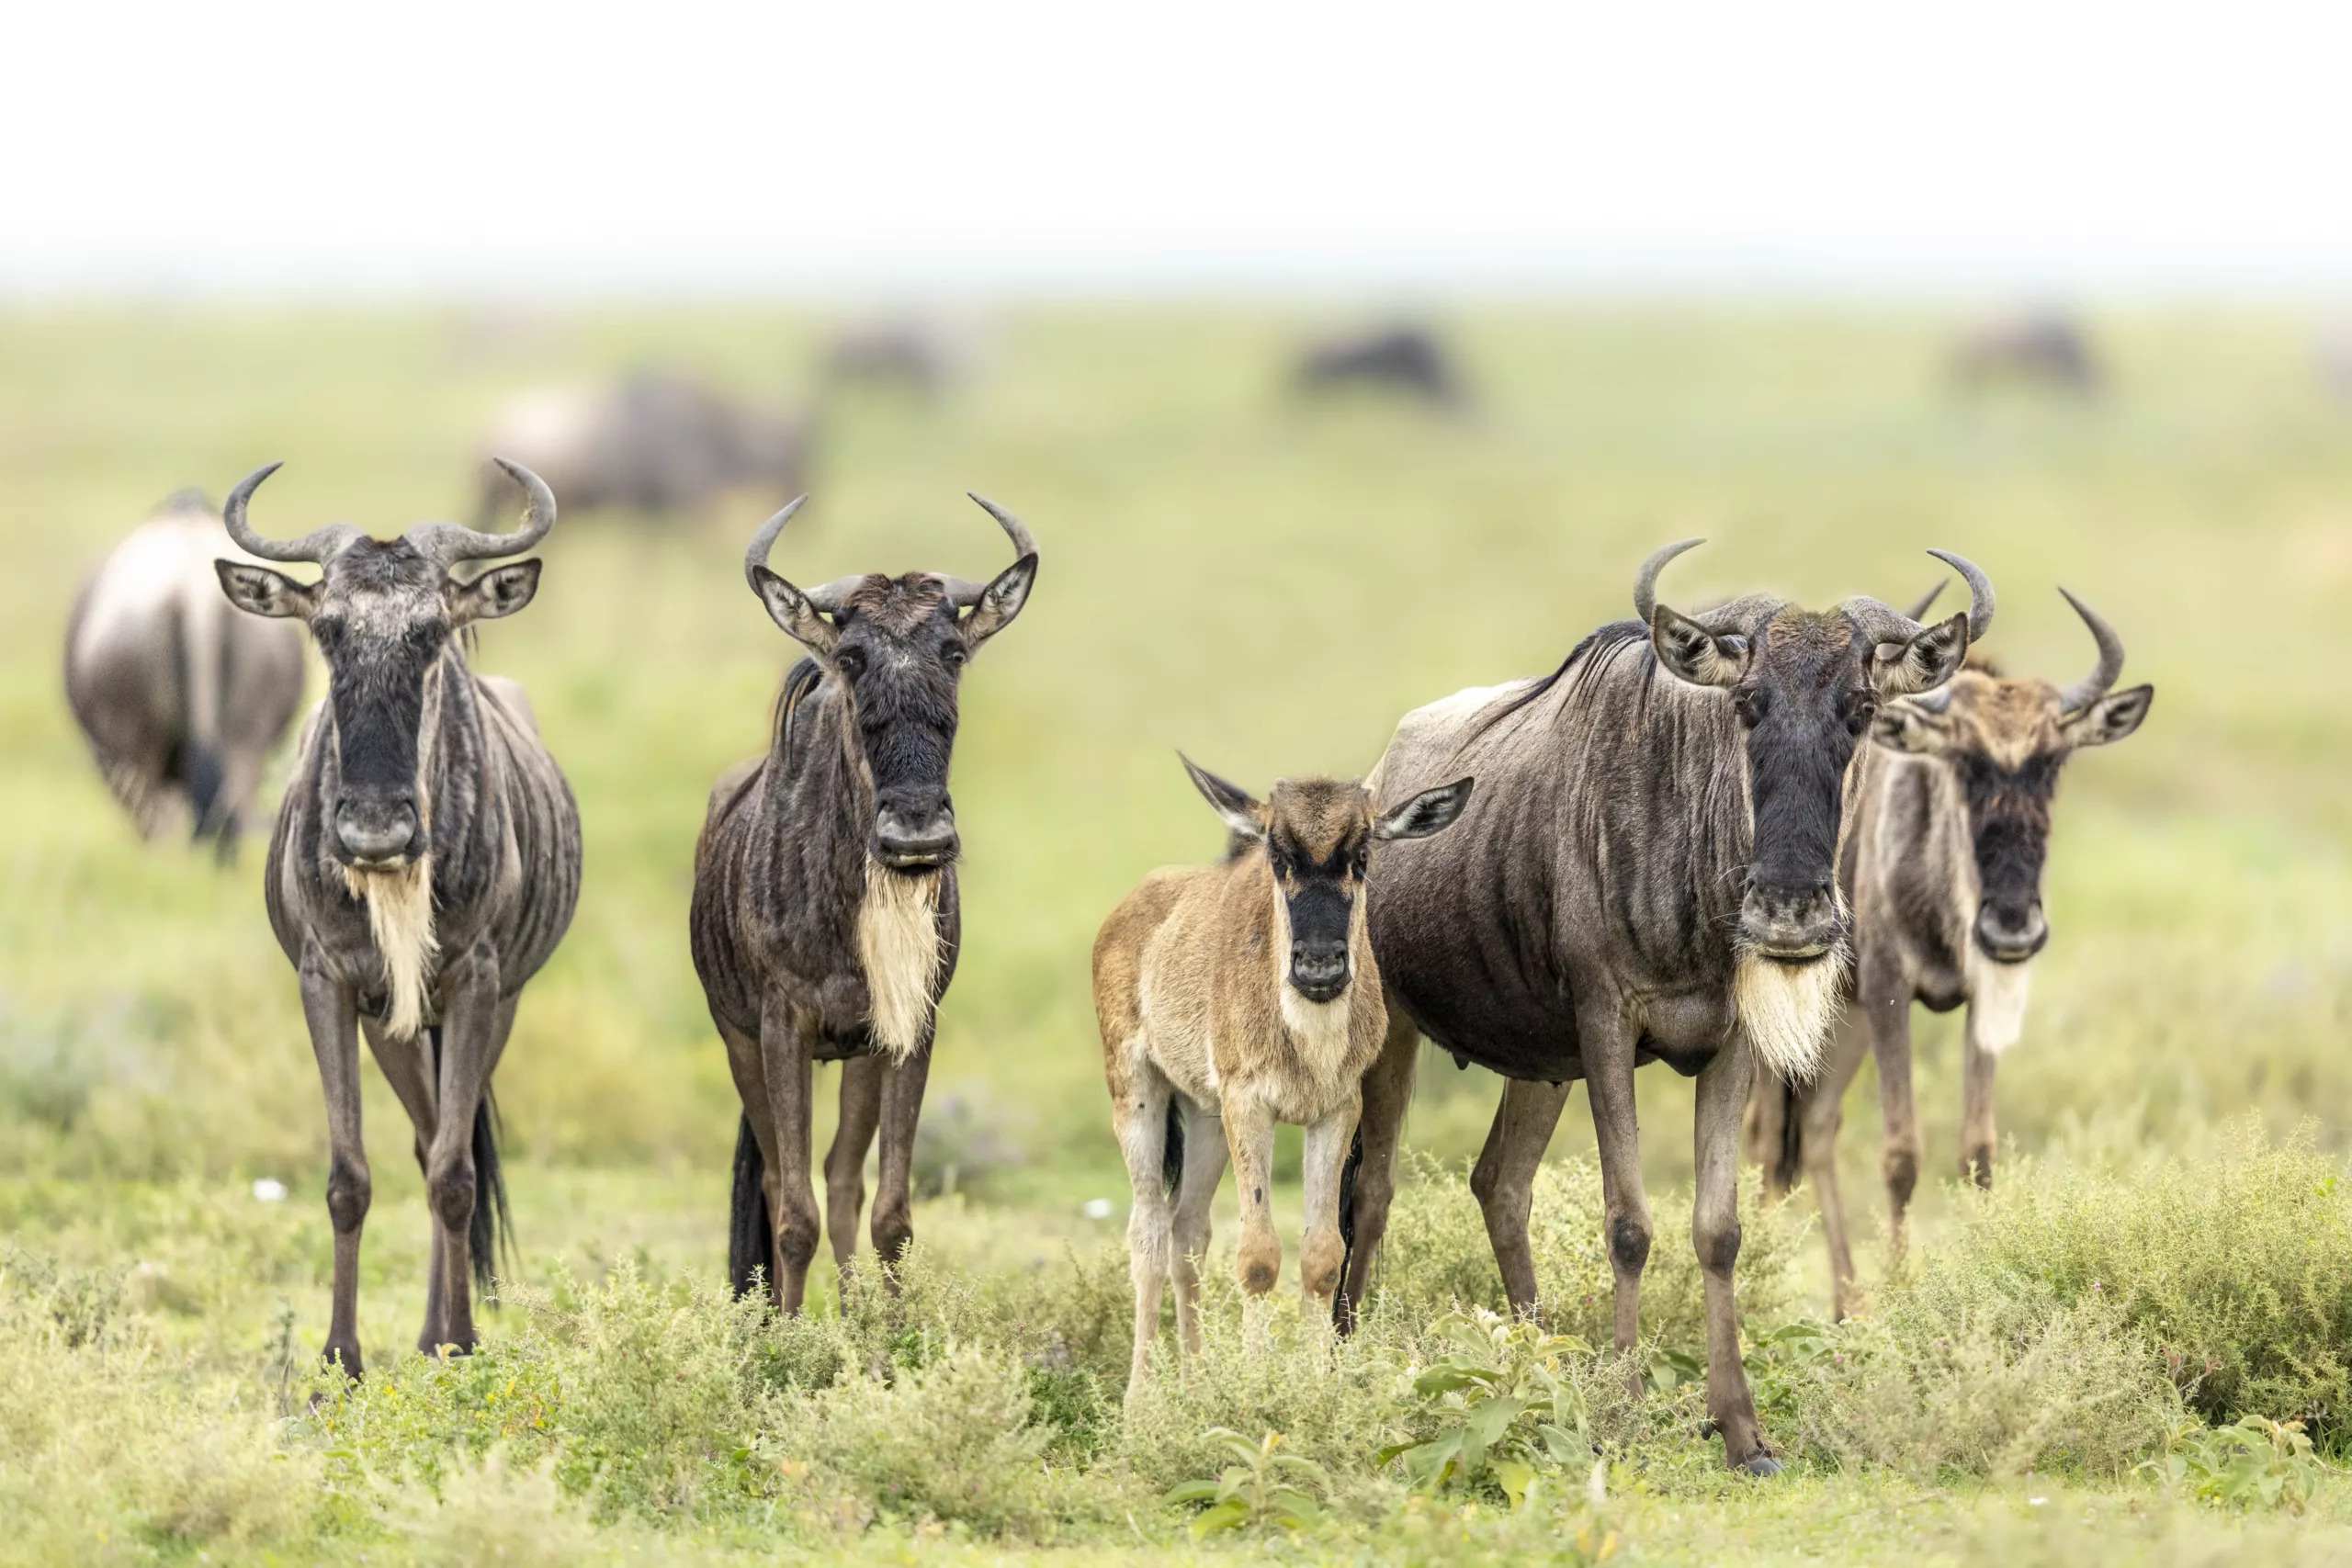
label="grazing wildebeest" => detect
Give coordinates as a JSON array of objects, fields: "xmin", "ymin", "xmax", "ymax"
[
  {"xmin": 1949, "ymin": 310, "xmax": 2103, "ymax": 398},
  {"xmin": 1343, "ymin": 540, "xmax": 1993, "ymax": 1472},
  {"xmin": 475, "ymin": 368, "xmax": 812, "ymax": 522},
  {"xmin": 212, "ymin": 460, "xmax": 582, "ymax": 1375},
  {"xmin": 820, "ymin": 319, "xmax": 967, "ymax": 400},
  {"xmin": 694, "ymin": 492, "xmax": 1038, "ymax": 1313},
  {"xmin": 64, "ymin": 489, "xmax": 306, "ymax": 857},
  {"xmin": 1291, "ymin": 324, "xmax": 1469, "ymax": 411},
  {"xmin": 1093, "ymin": 757, "xmax": 1472, "ymax": 1389},
  {"xmin": 1745, "ymin": 586, "xmax": 2153, "ymax": 1317}
]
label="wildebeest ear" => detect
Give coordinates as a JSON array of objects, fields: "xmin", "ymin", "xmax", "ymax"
[
  {"xmin": 447, "ymin": 559, "xmax": 542, "ymax": 626},
  {"xmin": 1374, "ymin": 776, "xmax": 1475, "ymax": 841},
  {"xmin": 752, "ymin": 566, "xmax": 840, "ymax": 653},
  {"xmin": 1650, "ymin": 607, "xmax": 1747, "ymax": 689},
  {"xmin": 1179, "ymin": 752, "xmax": 1263, "ymax": 841},
  {"xmin": 2062, "ymin": 682, "xmax": 2153, "ymax": 749},
  {"xmin": 1870, "ymin": 700, "xmax": 1951, "ymax": 756},
  {"xmin": 1872, "ymin": 611, "xmax": 1969, "ymax": 695},
  {"xmin": 215, "ymin": 559, "xmax": 316, "ymax": 620},
  {"xmin": 960, "ymin": 553, "xmax": 1037, "ymax": 648}
]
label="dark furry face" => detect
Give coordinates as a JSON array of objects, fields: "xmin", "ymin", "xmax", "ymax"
[
  {"xmin": 1264, "ymin": 780, "xmax": 1374, "ymax": 1004},
  {"xmin": 828, "ymin": 577, "xmax": 969, "ymax": 871},
  {"xmin": 1730, "ymin": 612, "xmax": 1877, "ymax": 912}
]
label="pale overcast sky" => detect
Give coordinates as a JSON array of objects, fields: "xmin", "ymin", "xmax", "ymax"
[{"xmin": 6, "ymin": 1, "xmax": 2348, "ymax": 299}]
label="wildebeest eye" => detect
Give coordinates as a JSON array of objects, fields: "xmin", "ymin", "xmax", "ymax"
[
  {"xmin": 942, "ymin": 643, "xmax": 968, "ymax": 669},
  {"xmin": 834, "ymin": 648, "xmax": 866, "ymax": 679},
  {"xmin": 1842, "ymin": 692, "xmax": 1878, "ymax": 736},
  {"xmin": 1733, "ymin": 688, "xmax": 1769, "ymax": 728},
  {"xmin": 1351, "ymin": 847, "xmax": 1370, "ymax": 877}
]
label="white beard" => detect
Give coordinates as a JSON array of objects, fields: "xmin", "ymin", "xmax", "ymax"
[
  {"xmin": 857, "ymin": 863, "xmax": 944, "ymax": 1061},
  {"xmin": 343, "ymin": 859, "xmax": 438, "ymax": 1041},
  {"xmin": 1734, "ymin": 946, "xmax": 1849, "ymax": 1085},
  {"xmin": 1279, "ymin": 984, "xmax": 1354, "ymax": 1083},
  {"xmin": 1965, "ymin": 952, "xmax": 2033, "ymax": 1055}
]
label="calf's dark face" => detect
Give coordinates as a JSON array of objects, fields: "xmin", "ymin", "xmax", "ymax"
[
  {"xmin": 1873, "ymin": 672, "xmax": 2154, "ymax": 963},
  {"xmin": 216, "ymin": 543, "xmax": 540, "ymax": 867},
  {"xmin": 1182, "ymin": 760, "xmax": 1474, "ymax": 1004},
  {"xmin": 1653, "ymin": 604, "xmax": 1970, "ymax": 963}
]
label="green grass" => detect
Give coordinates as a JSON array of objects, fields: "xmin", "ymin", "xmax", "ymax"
[{"xmin": 2, "ymin": 301, "xmax": 2348, "ymax": 1562}]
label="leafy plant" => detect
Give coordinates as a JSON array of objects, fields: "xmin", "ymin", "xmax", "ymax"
[
  {"xmin": 1163, "ymin": 1427, "xmax": 1327, "ymax": 1536},
  {"xmin": 1381, "ymin": 1310, "xmax": 1598, "ymax": 1506},
  {"xmin": 2141, "ymin": 1415, "xmax": 2329, "ymax": 1513}
]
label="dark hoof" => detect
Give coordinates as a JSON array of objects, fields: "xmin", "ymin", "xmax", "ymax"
[
  {"xmin": 322, "ymin": 1345, "xmax": 364, "ymax": 1381},
  {"xmin": 1736, "ymin": 1451, "xmax": 1784, "ymax": 1478}
]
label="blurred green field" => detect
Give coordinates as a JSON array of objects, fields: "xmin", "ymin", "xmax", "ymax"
[{"xmin": 3, "ymin": 303, "xmax": 2349, "ymax": 1562}]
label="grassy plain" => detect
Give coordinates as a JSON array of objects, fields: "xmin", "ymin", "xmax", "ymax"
[{"xmin": 2, "ymin": 302, "xmax": 2348, "ymax": 1562}]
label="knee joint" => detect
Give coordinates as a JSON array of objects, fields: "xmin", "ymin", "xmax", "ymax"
[
  {"xmin": 1883, "ymin": 1145, "xmax": 1919, "ymax": 1203},
  {"xmin": 1695, "ymin": 1213, "xmax": 1741, "ymax": 1277},
  {"xmin": 775, "ymin": 1213, "xmax": 820, "ymax": 1269},
  {"xmin": 1609, "ymin": 1214, "xmax": 1652, "ymax": 1276},
  {"xmin": 425, "ymin": 1164, "xmax": 473, "ymax": 1232},
  {"xmin": 326, "ymin": 1159, "xmax": 371, "ymax": 1234},
  {"xmin": 871, "ymin": 1212, "xmax": 913, "ymax": 1263}
]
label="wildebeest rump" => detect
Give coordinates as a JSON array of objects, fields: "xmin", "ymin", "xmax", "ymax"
[
  {"xmin": 476, "ymin": 369, "xmax": 811, "ymax": 522},
  {"xmin": 64, "ymin": 490, "xmax": 305, "ymax": 856},
  {"xmin": 1949, "ymin": 310, "xmax": 2102, "ymax": 397},
  {"xmin": 1347, "ymin": 541, "xmax": 1992, "ymax": 1472},
  {"xmin": 1747, "ymin": 585, "xmax": 2153, "ymax": 1316},
  {"xmin": 692, "ymin": 492, "xmax": 1038, "ymax": 1313},
  {"xmin": 213, "ymin": 460, "xmax": 582, "ymax": 1376}
]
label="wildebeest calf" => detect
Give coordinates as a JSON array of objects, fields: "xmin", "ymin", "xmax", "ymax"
[{"xmin": 1092, "ymin": 758, "xmax": 1470, "ymax": 1387}]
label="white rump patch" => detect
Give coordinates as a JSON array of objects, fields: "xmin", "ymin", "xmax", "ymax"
[
  {"xmin": 343, "ymin": 860, "xmax": 439, "ymax": 1041},
  {"xmin": 1734, "ymin": 947, "xmax": 1849, "ymax": 1085},
  {"xmin": 857, "ymin": 864, "xmax": 944, "ymax": 1061},
  {"xmin": 1278, "ymin": 985, "xmax": 1355, "ymax": 1082},
  {"xmin": 1965, "ymin": 953, "xmax": 2033, "ymax": 1055}
]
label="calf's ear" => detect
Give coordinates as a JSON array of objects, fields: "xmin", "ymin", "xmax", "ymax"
[
  {"xmin": 2063, "ymin": 682, "xmax": 2154, "ymax": 749},
  {"xmin": 1374, "ymin": 776, "xmax": 1475, "ymax": 841},
  {"xmin": 1870, "ymin": 700, "xmax": 1951, "ymax": 756},
  {"xmin": 752, "ymin": 567, "xmax": 840, "ymax": 654},
  {"xmin": 448, "ymin": 560, "xmax": 542, "ymax": 626},
  {"xmin": 1873, "ymin": 611, "xmax": 1969, "ymax": 695},
  {"xmin": 1179, "ymin": 752, "xmax": 1264, "ymax": 842},
  {"xmin": 215, "ymin": 560, "xmax": 316, "ymax": 620},
  {"xmin": 1651, "ymin": 607, "xmax": 1748, "ymax": 689}
]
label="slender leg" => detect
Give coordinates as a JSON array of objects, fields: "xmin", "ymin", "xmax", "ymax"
[
  {"xmin": 1799, "ymin": 1015, "xmax": 1871, "ymax": 1319},
  {"xmin": 1744, "ymin": 1069, "xmax": 1792, "ymax": 1201},
  {"xmin": 826, "ymin": 1056, "xmax": 886, "ymax": 1271},
  {"xmin": 1960, "ymin": 1021, "xmax": 1998, "ymax": 1190},
  {"xmin": 1860, "ymin": 952, "xmax": 1922, "ymax": 1258},
  {"xmin": 1222, "ymin": 1094, "xmax": 1281, "ymax": 1294},
  {"xmin": 1168, "ymin": 1100, "xmax": 1227, "ymax": 1358},
  {"xmin": 759, "ymin": 993, "xmax": 821, "ymax": 1314},
  {"xmin": 716, "ymin": 1016, "xmax": 781, "ymax": 1304},
  {"xmin": 1469, "ymin": 1078, "xmax": 1573, "ymax": 1316},
  {"xmin": 869, "ymin": 1039, "xmax": 933, "ymax": 1274},
  {"xmin": 1110, "ymin": 1066, "xmax": 1174, "ymax": 1393},
  {"xmin": 1335, "ymin": 1005, "xmax": 1419, "ymax": 1330},
  {"xmin": 300, "ymin": 952, "xmax": 368, "ymax": 1377},
  {"xmin": 423, "ymin": 946, "xmax": 500, "ymax": 1353},
  {"xmin": 1694, "ymin": 1039, "xmax": 1776, "ymax": 1473},
  {"xmin": 1297, "ymin": 1097, "xmax": 1361, "ymax": 1307},
  {"xmin": 364, "ymin": 1019, "xmax": 446, "ymax": 1354},
  {"xmin": 1578, "ymin": 993, "xmax": 1651, "ymax": 1368}
]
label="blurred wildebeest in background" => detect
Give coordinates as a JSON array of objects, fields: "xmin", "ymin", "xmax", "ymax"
[
  {"xmin": 64, "ymin": 489, "xmax": 306, "ymax": 857},
  {"xmin": 475, "ymin": 369, "xmax": 813, "ymax": 523},
  {"xmin": 1291, "ymin": 323, "xmax": 1470, "ymax": 412},
  {"xmin": 1949, "ymin": 310, "xmax": 2103, "ymax": 398},
  {"xmin": 820, "ymin": 319, "xmax": 970, "ymax": 401}
]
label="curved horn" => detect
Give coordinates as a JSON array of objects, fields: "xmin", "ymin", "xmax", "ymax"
[
  {"xmin": 220, "ymin": 462, "xmax": 363, "ymax": 564},
  {"xmin": 742, "ymin": 495, "xmax": 811, "ymax": 591},
  {"xmin": 1927, "ymin": 548, "xmax": 1996, "ymax": 644},
  {"xmin": 406, "ymin": 457, "xmax": 559, "ymax": 565},
  {"xmin": 1905, "ymin": 581, "xmax": 1945, "ymax": 622},
  {"xmin": 1632, "ymin": 537, "xmax": 1705, "ymax": 624},
  {"xmin": 2054, "ymin": 586, "xmax": 2126, "ymax": 714},
  {"xmin": 940, "ymin": 491, "xmax": 1040, "ymax": 606}
]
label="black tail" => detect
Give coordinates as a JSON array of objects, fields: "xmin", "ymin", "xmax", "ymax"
[
  {"xmin": 428, "ymin": 1025, "xmax": 511, "ymax": 1301},
  {"xmin": 729, "ymin": 1114, "xmax": 773, "ymax": 1299},
  {"xmin": 1160, "ymin": 1100, "xmax": 1184, "ymax": 1198},
  {"xmin": 1331, "ymin": 1123, "xmax": 1366, "ymax": 1328}
]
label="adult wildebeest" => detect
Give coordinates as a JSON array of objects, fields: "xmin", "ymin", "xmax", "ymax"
[
  {"xmin": 820, "ymin": 320, "xmax": 967, "ymax": 401},
  {"xmin": 1093, "ymin": 758, "xmax": 1472, "ymax": 1390},
  {"xmin": 1949, "ymin": 310, "xmax": 2103, "ymax": 398},
  {"xmin": 693, "ymin": 492, "xmax": 1038, "ymax": 1313},
  {"xmin": 1291, "ymin": 324, "xmax": 1469, "ymax": 412},
  {"xmin": 64, "ymin": 489, "xmax": 306, "ymax": 857},
  {"xmin": 474, "ymin": 369, "xmax": 812, "ymax": 523},
  {"xmin": 213, "ymin": 460, "xmax": 582, "ymax": 1375},
  {"xmin": 1746, "ymin": 587, "xmax": 2152, "ymax": 1317},
  {"xmin": 1343, "ymin": 540, "xmax": 1993, "ymax": 1472}
]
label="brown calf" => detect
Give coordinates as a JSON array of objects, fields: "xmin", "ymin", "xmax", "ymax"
[{"xmin": 1092, "ymin": 758, "xmax": 1470, "ymax": 1389}]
